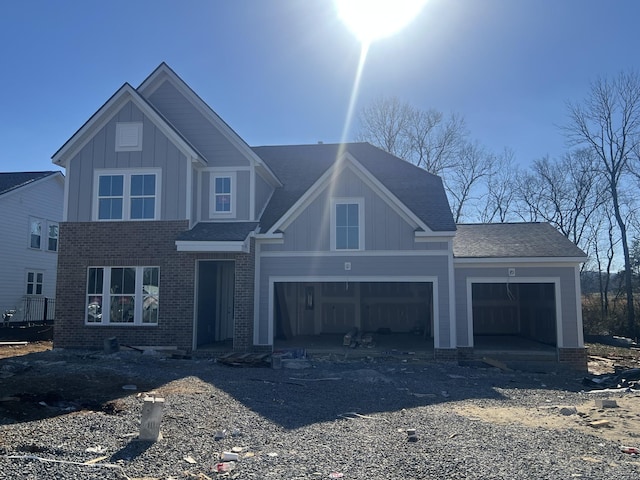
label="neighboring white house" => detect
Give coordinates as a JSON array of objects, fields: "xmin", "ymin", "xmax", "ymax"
[{"xmin": 0, "ymin": 171, "xmax": 64, "ymax": 323}]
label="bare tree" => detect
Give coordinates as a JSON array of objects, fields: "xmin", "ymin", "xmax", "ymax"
[
  {"xmin": 515, "ymin": 149, "xmax": 603, "ymax": 247},
  {"xmin": 405, "ymin": 108, "xmax": 467, "ymax": 175},
  {"xmin": 357, "ymin": 96, "xmax": 412, "ymax": 159},
  {"xmin": 357, "ymin": 96, "xmax": 467, "ymax": 175},
  {"xmin": 564, "ymin": 70, "xmax": 640, "ymax": 335},
  {"xmin": 479, "ymin": 148, "xmax": 518, "ymax": 223},
  {"xmin": 445, "ymin": 141, "xmax": 495, "ymax": 223}
]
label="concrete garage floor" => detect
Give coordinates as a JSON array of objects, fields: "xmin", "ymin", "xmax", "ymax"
[{"xmin": 197, "ymin": 333, "xmax": 558, "ymax": 365}]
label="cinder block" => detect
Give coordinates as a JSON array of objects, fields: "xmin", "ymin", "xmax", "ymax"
[{"xmin": 595, "ymin": 399, "xmax": 618, "ymax": 408}]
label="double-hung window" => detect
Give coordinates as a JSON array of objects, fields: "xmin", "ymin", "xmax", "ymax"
[
  {"xmin": 210, "ymin": 172, "xmax": 236, "ymax": 217},
  {"xmin": 28, "ymin": 218, "xmax": 58, "ymax": 251},
  {"xmin": 86, "ymin": 266, "xmax": 159, "ymax": 325},
  {"xmin": 29, "ymin": 218, "xmax": 42, "ymax": 249},
  {"xmin": 47, "ymin": 223, "xmax": 59, "ymax": 252},
  {"xmin": 95, "ymin": 170, "xmax": 160, "ymax": 221},
  {"xmin": 331, "ymin": 198, "xmax": 364, "ymax": 251}
]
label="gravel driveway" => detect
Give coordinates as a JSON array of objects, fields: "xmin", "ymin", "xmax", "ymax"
[{"xmin": 1, "ymin": 348, "xmax": 639, "ymax": 479}]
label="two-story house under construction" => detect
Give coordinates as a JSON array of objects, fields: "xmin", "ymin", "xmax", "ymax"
[{"xmin": 52, "ymin": 64, "xmax": 588, "ymax": 369}]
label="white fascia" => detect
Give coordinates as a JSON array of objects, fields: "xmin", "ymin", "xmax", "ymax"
[{"xmin": 175, "ymin": 240, "xmax": 249, "ymax": 253}]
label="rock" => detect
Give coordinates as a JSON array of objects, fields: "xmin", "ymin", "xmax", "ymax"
[{"xmin": 558, "ymin": 406, "xmax": 578, "ymax": 416}]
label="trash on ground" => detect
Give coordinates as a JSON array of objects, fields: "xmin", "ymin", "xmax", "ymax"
[
  {"xmin": 620, "ymin": 445, "xmax": 640, "ymax": 454},
  {"xmin": 338, "ymin": 412, "xmax": 376, "ymax": 420},
  {"xmin": 481, "ymin": 357, "xmax": 512, "ymax": 371},
  {"xmin": 582, "ymin": 368, "xmax": 640, "ymax": 390},
  {"xmin": 184, "ymin": 455, "xmax": 197, "ymax": 464},
  {"xmin": 85, "ymin": 445, "xmax": 107, "ymax": 454}
]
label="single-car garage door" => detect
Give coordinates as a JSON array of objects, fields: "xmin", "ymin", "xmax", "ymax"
[{"xmin": 472, "ymin": 282, "xmax": 557, "ymax": 346}]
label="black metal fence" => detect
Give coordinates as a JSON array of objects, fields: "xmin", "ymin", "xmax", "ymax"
[{"xmin": 2, "ymin": 297, "xmax": 55, "ymax": 325}]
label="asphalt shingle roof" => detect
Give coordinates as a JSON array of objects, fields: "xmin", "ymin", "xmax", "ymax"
[
  {"xmin": 0, "ymin": 171, "xmax": 58, "ymax": 196},
  {"xmin": 176, "ymin": 222, "xmax": 259, "ymax": 242},
  {"xmin": 453, "ymin": 222, "xmax": 586, "ymax": 259},
  {"xmin": 252, "ymin": 142, "xmax": 456, "ymax": 233}
]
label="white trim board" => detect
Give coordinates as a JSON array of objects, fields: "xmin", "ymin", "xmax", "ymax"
[
  {"xmin": 255, "ymin": 275, "xmax": 439, "ymax": 348},
  {"xmin": 464, "ymin": 277, "xmax": 562, "ymax": 349}
]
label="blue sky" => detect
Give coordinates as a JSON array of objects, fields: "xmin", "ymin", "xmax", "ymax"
[{"xmin": 1, "ymin": 0, "xmax": 639, "ymax": 173}]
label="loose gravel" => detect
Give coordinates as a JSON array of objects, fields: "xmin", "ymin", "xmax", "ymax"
[{"xmin": 1, "ymin": 349, "xmax": 639, "ymax": 479}]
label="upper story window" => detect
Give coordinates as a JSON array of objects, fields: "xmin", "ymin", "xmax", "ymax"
[
  {"xmin": 47, "ymin": 223, "xmax": 59, "ymax": 252},
  {"xmin": 115, "ymin": 122, "xmax": 143, "ymax": 151},
  {"xmin": 331, "ymin": 198, "xmax": 364, "ymax": 251},
  {"xmin": 29, "ymin": 218, "xmax": 58, "ymax": 252},
  {"xmin": 29, "ymin": 218, "xmax": 42, "ymax": 249},
  {"xmin": 210, "ymin": 172, "xmax": 236, "ymax": 217},
  {"xmin": 94, "ymin": 170, "xmax": 160, "ymax": 221}
]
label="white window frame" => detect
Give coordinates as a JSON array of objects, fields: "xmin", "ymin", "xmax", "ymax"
[
  {"xmin": 26, "ymin": 270, "xmax": 44, "ymax": 296},
  {"xmin": 115, "ymin": 122, "xmax": 143, "ymax": 152},
  {"xmin": 85, "ymin": 266, "xmax": 160, "ymax": 326},
  {"xmin": 330, "ymin": 197, "xmax": 364, "ymax": 251},
  {"xmin": 93, "ymin": 169, "xmax": 161, "ymax": 221},
  {"xmin": 29, "ymin": 217, "xmax": 42, "ymax": 249},
  {"xmin": 47, "ymin": 222, "xmax": 59, "ymax": 252},
  {"xmin": 210, "ymin": 172, "xmax": 236, "ymax": 218}
]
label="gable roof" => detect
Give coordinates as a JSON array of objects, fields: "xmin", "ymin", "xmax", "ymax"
[
  {"xmin": 52, "ymin": 82, "xmax": 203, "ymax": 167},
  {"xmin": 453, "ymin": 222, "xmax": 587, "ymax": 259},
  {"xmin": 253, "ymin": 142, "xmax": 456, "ymax": 233},
  {"xmin": 138, "ymin": 63, "xmax": 280, "ymax": 186},
  {"xmin": 0, "ymin": 171, "xmax": 60, "ymax": 196}
]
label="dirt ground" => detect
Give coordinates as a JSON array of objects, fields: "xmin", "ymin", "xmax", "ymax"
[{"xmin": 2, "ymin": 341, "xmax": 640, "ymax": 450}]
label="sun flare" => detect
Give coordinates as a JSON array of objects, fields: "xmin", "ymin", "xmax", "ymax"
[{"xmin": 335, "ymin": 0, "xmax": 427, "ymax": 44}]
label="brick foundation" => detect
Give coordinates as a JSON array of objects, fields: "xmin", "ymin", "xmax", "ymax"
[
  {"xmin": 54, "ymin": 221, "xmax": 255, "ymax": 352},
  {"xmin": 456, "ymin": 347, "xmax": 475, "ymax": 362},
  {"xmin": 434, "ymin": 348, "xmax": 458, "ymax": 361},
  {"xmin": 558, "ymin": 347, "xmax": 588, "ymax": 371}
]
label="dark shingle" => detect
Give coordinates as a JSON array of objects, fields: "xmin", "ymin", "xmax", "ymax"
[
  {"xmin": 252, "ymin": 143, "xmax": 455, "ymax": 232},
  {"xmin": 453, "ymin": 223, "xmax": 586, "ymax": 258},
  {"xmin": 176, "ymin": 222, "xmax": 259, "ymax": 242},
  {"xmin": 0, "ymin": 171, "xmax": 59, "ymax": 196}
]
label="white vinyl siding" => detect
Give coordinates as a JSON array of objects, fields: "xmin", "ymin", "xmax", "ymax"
[{"xmin": 26, "ymin": 271, "xmax": 44, "ymax": 295}]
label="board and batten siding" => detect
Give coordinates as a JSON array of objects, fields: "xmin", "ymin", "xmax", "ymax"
[
  {"xmin": 146, "ymin": 81, "xmax": 250, "ymax": 167},
  {"xmin": 453, "ymin": 264, "xmax": 583, "ymax": 349},
  {"xmin": 199, "ymin": 170, "xmax": 251, "ymax": 221},
  {"xmin": 65, "ymin": 101, "xmax": 189, "ymax": 222},
  {"xmin": 254, "ymin": 171, "xmax": 274, "ymax": 220},
  {"xmin": 273, "ymin": 166, "xmax": 427, "ymax": 251},
  {"xmin": 0, "ymin": 175, "xmax": 63, "ymax": 315},
  {"xmin": 255, "ymin": 252, "xmax": 452, "ymax": 347}
]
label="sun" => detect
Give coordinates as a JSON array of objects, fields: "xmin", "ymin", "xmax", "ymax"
[{"xmin": 335, "ymin": 0, "xmax": 427, "ymax": 45}]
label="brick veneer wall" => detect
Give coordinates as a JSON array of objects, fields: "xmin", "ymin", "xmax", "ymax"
[
  {"xmin": 558, "ymin": 347, "xmax": 588, "ymax": 371},
  {"xmin": 54, "ymin": 221, "xmax": 255, "ymax": 351}
]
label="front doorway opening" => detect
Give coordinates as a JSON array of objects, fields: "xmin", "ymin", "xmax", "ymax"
[{"xmin": 196, "ymin": 260, "xmax": 235, "ymax": 347}]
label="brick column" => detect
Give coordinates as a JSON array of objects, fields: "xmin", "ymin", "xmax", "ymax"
[
  {"xmin": 232, "ymin": 238, "xmax": 255, "ymax": 351},
  {"xmin": 558, "ymin": 347, "xmax": 588, "ymax": 371}
]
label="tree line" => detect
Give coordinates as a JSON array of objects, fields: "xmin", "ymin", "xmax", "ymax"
[{"xmin": 357, "ymin": 71, "xmax": 640, "ymax": 337}]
